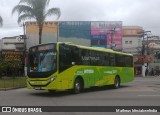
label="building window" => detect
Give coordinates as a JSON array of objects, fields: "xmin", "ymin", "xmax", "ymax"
[{"xmin": 129, "ymin": 41, "xmax": 132, "ymax": 44}]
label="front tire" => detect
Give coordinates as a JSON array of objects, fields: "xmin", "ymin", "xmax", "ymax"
[
  {"xmin": 74, "ymin": 78, "xmax": 83, "ymax": 94},
  {"xmin": 113, "ymin": 76, "xmax": 120, "ymax": 89}
]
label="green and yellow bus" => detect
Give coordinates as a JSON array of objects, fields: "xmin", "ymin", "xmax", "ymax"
[{"xmin": 27, "ymin": 42, "xmax": 134, "ymax": 93}]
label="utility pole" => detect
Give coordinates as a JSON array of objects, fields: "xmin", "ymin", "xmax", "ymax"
[
  {"xmin": 56, "ymin": 22, "xmax": 59, "ymax": 42},
  {"xmin": 110, "ymin": 27, "xmax": 116, "ymax": 49},
  {"xmin": 22, "ymin": 22, "xmax": 26, "ymax": 61},
  {"xmin": 22, "ymin": 22, "xmax": 27, "ymax": 76}
]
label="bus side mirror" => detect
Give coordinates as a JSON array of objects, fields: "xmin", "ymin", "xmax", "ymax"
[{"xmin": 72, "ymin": 62, "xmax": 76, "ymax": 65}]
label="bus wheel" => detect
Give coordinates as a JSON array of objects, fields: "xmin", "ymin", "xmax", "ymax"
[
  {"xmin": 113, "ymin": 76, "xmax": 120, "ymax": 89},
  {"xmin": 74, "ymin": 78, "xmax": 83, "ymax": 94}
]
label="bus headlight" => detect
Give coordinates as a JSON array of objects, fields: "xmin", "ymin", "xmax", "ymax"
[{"xmin": 50, "ymin": 76, "xmax": 56, "ymax": 82}]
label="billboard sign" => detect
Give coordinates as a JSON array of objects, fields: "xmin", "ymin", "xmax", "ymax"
[
  {"xmin": 91, "ymin": 21, "xmax": 122, "ymax": 49},
  {"xmin": 59, "ymin": 21, "xmax": 91, "ymax": 39},
  {"xmin": 1, "ymin": 51, "xmax": 24, "ymax": 62}
]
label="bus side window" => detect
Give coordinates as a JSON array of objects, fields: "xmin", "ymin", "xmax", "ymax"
[
  {"xmin": 74, "ymin": 48, "xmax": 82, "ymax": 65},
  {"xmin": 103, "ymin": 52, "xmax": 109, "ymax": 66},
  {"xmin": 116, "ymin": 54, "xmax": 125, "ymax": 67},
  {"xmin": 59, "ymin": 44, "xmax": 71, "ymax": 72},
  {"xmin": 70, "ymin": 46, "xmax": 78, "ymax": 64},
  {"xmin": 59, "ymin": 44, "xmax": 78, "ymax": 72},
  {"xmin": 125, "ymin": 56, "xmax": 133, "ymax": 67},
  {"xmin": 110, "ymin": 53, "xmax": 116, "ymax": 66},
  {"xmin": 81, "ymin": 49, "xmax": 90, "ymax": 65}
]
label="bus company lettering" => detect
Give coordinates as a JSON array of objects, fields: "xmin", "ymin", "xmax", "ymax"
[
  {"xmin": 84, "ymin": 69, "xmax": 94, "ymax": 74},
  {"xmin": 82, "ymin": 56, "xmax": 100, "ymax": 61},
  {"xmin": 104, "ymin": 70, "xmax": 117, "ymax": 74}
]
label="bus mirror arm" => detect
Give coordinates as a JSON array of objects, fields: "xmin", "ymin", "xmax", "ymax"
[{"xmin": 72, "ymin": 62, "xmax": 76, "ymax": 65}]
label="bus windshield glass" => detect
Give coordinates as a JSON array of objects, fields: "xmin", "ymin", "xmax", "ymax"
[{"xmin": 29, "ymin": 44, "xmax": 57, "ymax": 73}]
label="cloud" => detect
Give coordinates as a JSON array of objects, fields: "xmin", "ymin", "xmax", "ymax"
[
  {"xmin": 0, "ymin": 0, "xmax": 22, "ymax": 38},
  {"xmin": 123, "ymin": 0, "xmax": 160, "ymax": 34},
  {"xmin": 0, "ymin": 0, "xmax": 160, "ymax": 38}
]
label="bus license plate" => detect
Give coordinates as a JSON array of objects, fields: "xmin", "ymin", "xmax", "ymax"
[{"xmin": 34, "ymin": 87, "xmax": 41, "ymax": 90}]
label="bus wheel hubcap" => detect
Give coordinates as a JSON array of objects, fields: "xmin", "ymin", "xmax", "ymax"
[
  {"xmin": 115, "ymin": 78, "xmax": 119, "ymax": 88},
  {"xmin": 76, "ymin": 82, "xmax": 80, "ymax": 91}
]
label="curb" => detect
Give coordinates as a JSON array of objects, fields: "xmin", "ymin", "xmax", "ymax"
[{"xmin": 0, "ymin": 87, "xmax": 26, "ymax": 91}]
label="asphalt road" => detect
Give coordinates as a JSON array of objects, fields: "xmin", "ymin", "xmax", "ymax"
[{"xmin": 0, "ymin": 76, "xmax": 160, "ymax": 115}]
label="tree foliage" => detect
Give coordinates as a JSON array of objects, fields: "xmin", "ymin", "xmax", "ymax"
[
  {"xmin": 0, "ymin": 59, "xmax": 22, "ymax": 77},
  {"xmin": 12, "ymin": 0, "xmax": 61, "ymax": 44}
]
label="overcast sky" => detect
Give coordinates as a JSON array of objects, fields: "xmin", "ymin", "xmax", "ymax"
[{"xmin": 0, "ymin": 0, "xmax": 160, "ymax": 38}]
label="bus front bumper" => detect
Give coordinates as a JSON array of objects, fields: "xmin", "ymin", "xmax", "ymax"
[{"xmin": 27, "ymin": 77, "xmax": 58, "ymax": 90}]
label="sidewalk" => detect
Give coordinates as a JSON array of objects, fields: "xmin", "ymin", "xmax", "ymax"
[{"xmin": 135, "ymin": 75, "xmax": 160, "ymax": 77}]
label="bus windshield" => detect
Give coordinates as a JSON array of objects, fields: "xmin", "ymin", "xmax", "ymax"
[
  {"xmin": 28, "ymin": 44, "xmax": 57, "ymax": 73},
  {"xmin": 29, "ymin": 51, "xmax": 56, "ymax": 72}
]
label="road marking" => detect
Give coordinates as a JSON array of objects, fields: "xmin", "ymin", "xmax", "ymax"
[{"xmin": 138, "ymin": 95, "xmax": 160, "ymax": 97}]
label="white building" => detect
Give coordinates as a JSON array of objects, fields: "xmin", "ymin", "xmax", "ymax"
[
  {"xmin": 1, "ymin": 36, "xmax": 25, "ymax": 51},
  {"xmin": 122, "ymin": 26, "xmax": 143, "ymax": 55}
]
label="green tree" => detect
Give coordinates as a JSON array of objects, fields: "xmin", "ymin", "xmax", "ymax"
[
  {"xmin": 12, "ymin": 0, "xmax": 61, "ymax": 44},
  {"xmin": 0, "ymin": 15, "xmax": 3, "ymax": 27},
  {"xmin": 8, "ymin": 60, "xmax": 22, "ymax": 76},
  {"xmin": 0, "ymin": 59, "xmax": 9, "ymax": 77},
  {"xmin": 0, "ymin": 59, "xmax": 22, "ymax": 77}
]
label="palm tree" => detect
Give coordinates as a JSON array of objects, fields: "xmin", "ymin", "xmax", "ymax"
[
  {"xmin": 12, "ymin": 0, "xmax": 61, "ymax": 44},
  {"xmin": 0, "ymin": 16, "xmax": 3, "ymax": 27}
]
